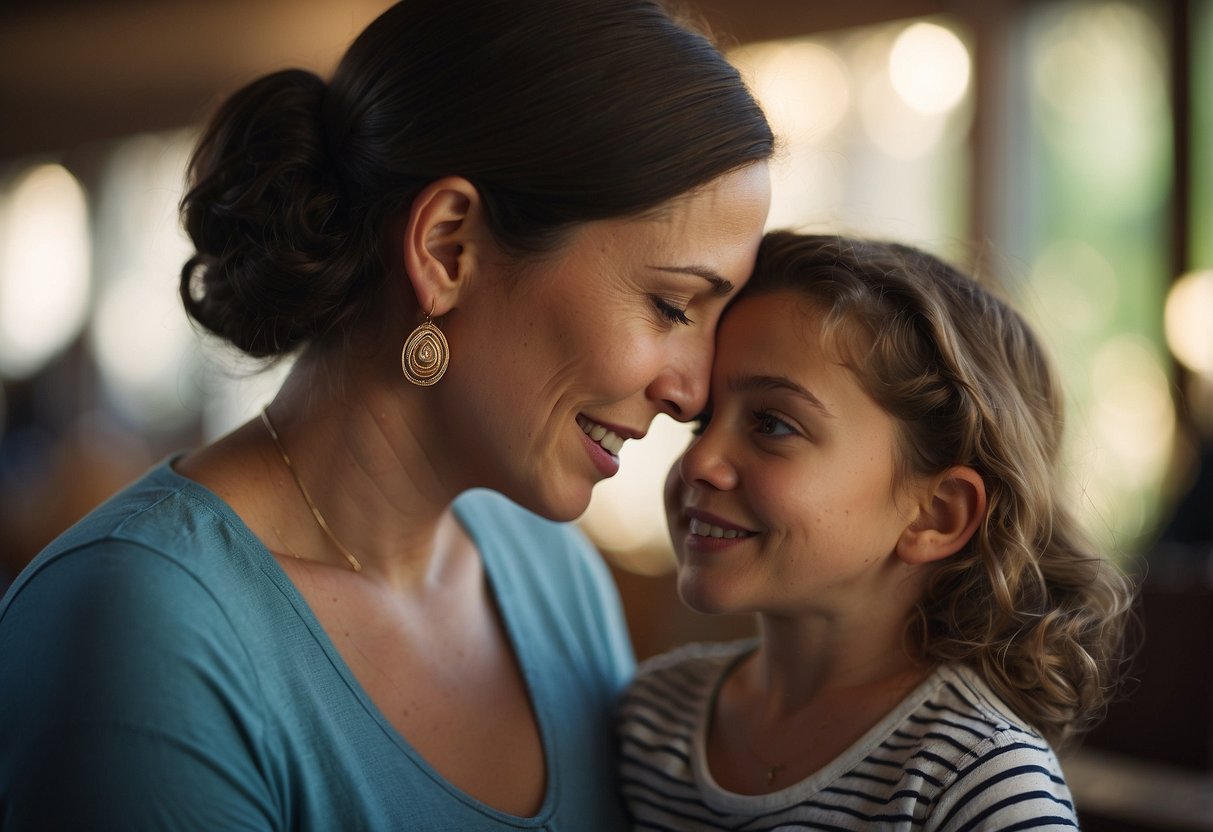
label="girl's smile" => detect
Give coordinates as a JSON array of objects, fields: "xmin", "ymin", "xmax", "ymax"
[{"xmin": 666, "ymin": 290, "xmax": 923, "ymax": 618}]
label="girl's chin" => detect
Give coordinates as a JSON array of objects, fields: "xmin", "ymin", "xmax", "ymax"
[{"xmin": 676, "ymin": 574, "xmax": 741, "ymax": 617}]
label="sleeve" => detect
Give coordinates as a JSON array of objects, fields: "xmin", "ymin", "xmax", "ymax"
[
  {"xmin": 0, "ymin": 541, "xmax": 280, "ymax": 831},
  {"xmin": 928, "ymin": 732, "xmax": 1079, "ymax": 832}
]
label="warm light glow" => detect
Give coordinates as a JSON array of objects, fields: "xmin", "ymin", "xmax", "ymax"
[
  {"xmin": 731, "ymin": 40, "xmax": 851, "ymax": 145},
  {"xmin": 1089, "ymin": 336, "xmax": 1175, "ymax": 485},
  {"xmin": 0, "ymin": 164, "xmax": 91, "ymax": 379},
  {"xmin": 860, "ymin": 68, "xmax": 947, "ymax": 159},
  {"xmin": 1026, "ymin": 240, "xmax": 1119, "ymax": 335},
  {"xmin": 88, "ymin": 132, "xmax": 199, "ymax": 427},
  {"xmin": 200, "ymin": 356, "xmax": 294, "ymax": 441},
  {"xmin": 1165, "ymin": 269, "xmax": 1213, "ymax": 376},
  {"xmin": 889, "ymin": 22, "xmax": 971, "ymax": 115},
  {"xmin": 1075, "ymin": 335, "xmax": 1176, "ymax": 544},
  {"xmin": 90, "ymin": 271, "xmax": 198, "ymax": 422},
  {"xmin": 579, "ymin": 414, "xmax": 691, "ymax": 573},
  {"xmin": 1032, "ymin": 3, "xmax": 1167, "ymax": 207}
]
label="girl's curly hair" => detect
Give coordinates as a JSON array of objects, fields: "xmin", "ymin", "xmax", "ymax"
[{"xmin": 747, "ymin": 231, "xmax": 1136, "ymax": 749}]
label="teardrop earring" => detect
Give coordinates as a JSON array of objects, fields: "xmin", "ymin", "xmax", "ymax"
[{"xmin": 401, "ymin": 302, "xmax": 450, "ymax": 386}]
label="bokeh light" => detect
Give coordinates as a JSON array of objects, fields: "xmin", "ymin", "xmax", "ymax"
[
  {"xmin": 88, "ymin": 132, "xmax": 199, "ymax": 429},
  {"xmin": 889, "ymin": 22, "xmax": 971, "ymax": 115},
  {"xmin": 1026, "ymin": 240, "xmax": 1120, "ymax": 336},
  {"xmin": 0, "ymin": 164, "xmax": 91, "ymax": 380},
  {"xmin": 731, "ymin": 40, "xmax": 851, "ymax": 146},
  {"xmin": 1031, "ymin": 2, "xmax": 1169, "ymax": 210},
  {"xmin": 1165, "ymin": 269, "xmax": 1213, "ymax": 377}
]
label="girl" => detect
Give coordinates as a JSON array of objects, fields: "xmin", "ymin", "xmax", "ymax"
[{"xmin": 618, "ymin": 232, "xmax": 1134, "ymax": 830}]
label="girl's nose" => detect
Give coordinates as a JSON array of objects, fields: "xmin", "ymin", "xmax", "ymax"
[{"xmin": 677, "ymin": 423, "xmax": 738, "ymax": 492}]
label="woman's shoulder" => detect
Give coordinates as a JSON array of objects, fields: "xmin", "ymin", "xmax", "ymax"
[
  {"xmin": 6, "ymin": 458, "xmax": 263, "ymax": 603},
  {"xmin": 1, "ymin": 457, "xmax": 273, "ymax": 662}
]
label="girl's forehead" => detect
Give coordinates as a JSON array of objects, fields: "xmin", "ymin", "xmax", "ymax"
[{"xmin": 720, "ymin": 291, "xmax": 832, "ymax": 350}]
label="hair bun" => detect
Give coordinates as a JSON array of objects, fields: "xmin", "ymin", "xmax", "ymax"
[{"xmin": 179, "ymin": 69, "xmax": 365, "ymax": 357}]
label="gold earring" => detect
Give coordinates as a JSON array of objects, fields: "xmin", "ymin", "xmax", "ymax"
[{"xmin": 401, "ymin": 302, "xmax": 449, "ymax": 386}]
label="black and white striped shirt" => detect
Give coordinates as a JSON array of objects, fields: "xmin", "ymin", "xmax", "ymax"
[{"xmin": 617, "ymin": 641, "xmax": 1078, "ymax": 831}]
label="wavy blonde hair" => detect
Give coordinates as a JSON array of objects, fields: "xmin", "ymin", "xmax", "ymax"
[{"xmin": 747, "ymin": 231, "xmax": 1136, "ymax": 749}]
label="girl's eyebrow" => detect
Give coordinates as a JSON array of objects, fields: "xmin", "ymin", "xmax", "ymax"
[
  {"xmin": 727, "ymin": 374, "xmax": 835, "ymax": 418},
  {"xmin": 648, "ymin": 265, "xmax": 735, "ymax": 296}
]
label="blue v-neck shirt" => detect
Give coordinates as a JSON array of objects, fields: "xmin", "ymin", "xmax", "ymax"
[{"xmin": 0, "ymin": 459, "xmax": 634, "ymax": 830}]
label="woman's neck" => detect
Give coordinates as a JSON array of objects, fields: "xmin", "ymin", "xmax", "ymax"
[{"xmin": 181, "ymin": 351, "xmax": 470, "ymax": 593}]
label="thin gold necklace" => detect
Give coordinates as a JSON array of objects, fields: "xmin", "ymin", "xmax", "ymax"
[
  {"xmin": 746, "ymin": 740, "xmax": 787, "ymax": 785},
  {"xmin": 260, "ymin": 408, "xmax": 363, "ymax": 573}
]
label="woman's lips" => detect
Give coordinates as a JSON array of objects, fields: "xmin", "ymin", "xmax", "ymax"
[{"xmin": 576, "ymin": 414, "xmax": 627, "ymax": 456}]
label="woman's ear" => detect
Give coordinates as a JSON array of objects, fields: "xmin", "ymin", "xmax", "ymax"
[
  {"xmin": 896, "ymin": 466, "xmax": 986, "ymax": 565},
  {"xmin": 401, "ymin": 176, "xmax": 484, "ymax": 315}
]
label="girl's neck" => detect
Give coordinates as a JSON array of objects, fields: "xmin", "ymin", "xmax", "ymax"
[
  {"xmin": 708, "ymin": 623, "xmax": 930, "ymax": 795},
  {"xmin": 748, "ymin": 610, "xmax": 926, "ymax": 714}
]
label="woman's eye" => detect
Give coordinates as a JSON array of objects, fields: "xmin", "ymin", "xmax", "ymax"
[
  {"xmin": 753, "ymin": 410, "xmax": 796, "ymax": 437},
  {"xmin": 652, "ymin": 297, "xmax": 693, "ymax": 326}
]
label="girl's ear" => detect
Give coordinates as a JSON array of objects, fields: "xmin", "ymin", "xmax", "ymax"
[
  {"xmin": 400, "ymin": 176, "xmax": 486, "ymax": 316},
  {"xmin": 896, "ymin": 466, "xmax": 986, "ymax": 565}
]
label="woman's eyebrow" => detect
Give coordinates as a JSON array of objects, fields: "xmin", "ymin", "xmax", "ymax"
[
  {"xmin": 648, "ymin": 265, "xmax": 735, "ymax": 296},
  {"xmin": 728, "ymin": 374, "xmax": 835, "ymax": 418}
]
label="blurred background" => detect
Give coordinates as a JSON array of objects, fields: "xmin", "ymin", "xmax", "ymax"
[{"xmin": 0, "ymin": 0, "xmax": 1210, "ymax": 827}]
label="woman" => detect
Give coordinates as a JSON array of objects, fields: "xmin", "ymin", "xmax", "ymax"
[{"xmin": 0, "ymin": 1, "xmax": 772, "ymax": 829}]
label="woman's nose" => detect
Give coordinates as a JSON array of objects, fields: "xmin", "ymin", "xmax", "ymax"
[{"xmin": 646, "ymin": 336, "xmax": 712, "ymax": 422}]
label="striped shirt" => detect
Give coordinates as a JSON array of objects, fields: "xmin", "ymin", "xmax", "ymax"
[{"xmin": 617, "ymin": 641, "xmax": 1078, "ymax": 831}]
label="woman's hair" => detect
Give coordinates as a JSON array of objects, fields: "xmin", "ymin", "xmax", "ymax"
[
  {"xmin": 747, "ymin": 231, "xmax": 1136, "ymax": 749},
  {"xmin": 178, "ymin": 0, "xmax": 773, "ymax": 358}
]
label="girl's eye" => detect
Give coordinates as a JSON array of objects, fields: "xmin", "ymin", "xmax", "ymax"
[
  {"xmin": 690, "ymin": 408, "xmax": 712, "ymax": 436},
  {"xmin": 753, "ymin": 410, "xmax": 796, "ymax": 437},
  {"xmin": 652, "ymin": 297, "xmax": 693, "ymax": 326}
]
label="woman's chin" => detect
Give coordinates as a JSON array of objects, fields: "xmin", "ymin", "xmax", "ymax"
[{"xmin": 510, "ymin": 480, "xmax": 593, "ymax": 523}]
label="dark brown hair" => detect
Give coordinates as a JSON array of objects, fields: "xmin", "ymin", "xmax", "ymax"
[
  {"xmin": 179, "ymin": 0, "xmax": 773, "ymax": 358},
  {"xmin": 746, "ymin": 231, "xmax": 1135, "ymax": 748}
]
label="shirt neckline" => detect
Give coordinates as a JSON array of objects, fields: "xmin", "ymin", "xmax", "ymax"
[
  {"xmin": 157, "ymin": 458, "xmax": 560, "ymax": 825},
  {"xmin": 690, "ymin": 643, "xmax": 949, "ymax": 814}
]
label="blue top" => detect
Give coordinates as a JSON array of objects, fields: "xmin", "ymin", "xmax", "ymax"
[{"xmin": 0, "ymin": 459, "xmax": 635, "ymax": 831}]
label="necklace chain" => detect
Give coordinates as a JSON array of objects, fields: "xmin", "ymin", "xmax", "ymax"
[
  {"xmin": 260, "ymin": 408, "xmax": 363, "ymax": 573},
  {"xmin": 744, "ymin": 734, "xmax": 786, "ymax": 785}
]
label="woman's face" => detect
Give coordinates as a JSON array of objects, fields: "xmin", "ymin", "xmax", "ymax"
[
  {"xmin": 441, "ymin": 162, "xmax": 770, "ymax": 520},
  {"xmin": 664, "ymin": 290, "xmax": 921, "ymax": 617}
]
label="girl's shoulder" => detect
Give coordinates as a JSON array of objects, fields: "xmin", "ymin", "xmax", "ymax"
[
  {"xmin": 635, "ymin": 639, "xmax": 757, "ymax": 682},
  {"xmin": 899, "ymin": 664, "xmax": 1077, "ymax": 828},
  {"xmin": 622, "ymin": 638, "xmax": 757, "ymax": 713}
]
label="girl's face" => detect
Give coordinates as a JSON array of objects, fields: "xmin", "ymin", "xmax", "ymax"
[
  {"xmin": 665, "ymin": 290, "xmax": 923, "ymax": 617},
  {"xmin": 439, "ymin": 162, "xmax": 771, "ymax": 521}
]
